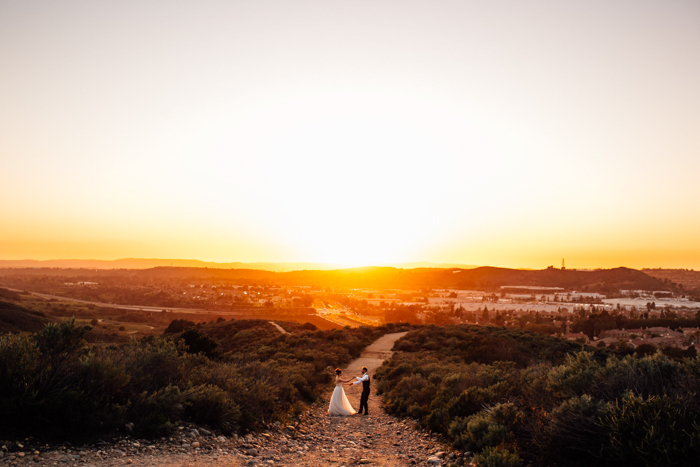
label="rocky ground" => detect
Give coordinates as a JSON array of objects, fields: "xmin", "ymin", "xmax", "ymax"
[{"xmin": 1, "ymin": 332, "xmax": 475, "ymax": 467}]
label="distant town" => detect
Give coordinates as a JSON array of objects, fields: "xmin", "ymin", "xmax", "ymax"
[{"xmin": 1, "ymin": 265, "xmax": 699, "ymax": 356}]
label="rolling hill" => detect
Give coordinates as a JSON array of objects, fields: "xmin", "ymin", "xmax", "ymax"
[
  {"xmin": 0, "ymin": 299, "xmax": 53, "ymax": 333},
  {"xmin": 0, "ymin": 266, "xmax": 669, "ymax": 293}
]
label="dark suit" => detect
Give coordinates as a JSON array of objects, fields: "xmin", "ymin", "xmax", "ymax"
[{"xmin": 358, "ymin": 374, "xmax": 370, "ymax": 415}]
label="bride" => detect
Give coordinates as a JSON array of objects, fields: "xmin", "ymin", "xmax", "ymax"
[{"xmin": 328, "ymin": 368, "xmax": 357, "ymax": 415}]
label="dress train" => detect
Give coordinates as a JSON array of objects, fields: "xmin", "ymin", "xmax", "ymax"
[{"xmin": 328, "ymin": 384, "xmax": 356, "ymax": 415}]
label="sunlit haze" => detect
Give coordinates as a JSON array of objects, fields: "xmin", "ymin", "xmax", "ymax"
[{"xmin": 2, "ymin": 1, "xmax": 699, "ymax": 269}]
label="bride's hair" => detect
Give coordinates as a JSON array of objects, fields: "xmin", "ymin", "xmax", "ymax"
[{"xmin": 335, "ymin": 368, "xmax": 342, "ymax": 375}]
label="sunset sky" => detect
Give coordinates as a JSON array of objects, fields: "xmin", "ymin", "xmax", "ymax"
[{"xmin": 1, "ymin": 1, "xmax": 699, "ymax": 270}]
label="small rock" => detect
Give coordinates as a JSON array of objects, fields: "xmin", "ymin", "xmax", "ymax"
[
  {"xmin": 18, "ymin": 452, "xmax": 25, "ymax": 458},
  {"xmin": 125, "ymin": 423, "xmax": 134, "ymax": 433},
  {"xmin": 34, "ymin": 451, "xmax": 40, "ymax": 455},
  {"xmin": 190, "ymin": 429, "xmax": 199, "ymax": 437},
  {"xmin": 427, "ymin": 456, "xmax": 442, "ymax": 465},
  {"xmin": 17, "ymin": 443, "xmax": 24, "ymax": 449},
  {"xmin": 435, "ymin": 451, "xmax": 447, "ymax": 458},
  {"xmin": 246, "ymin": 448, "xmax": 258, "ymax": 456},
  {"xmin": 200, "ymin": 428, "xmax": 212, "ymax": 436},
  {"xmin": 192, "ymin": 442, "xmax": 200, "ymax": 448},
  {"xmin": 126, "ymin": 459, "xmax": 133, "ymax": 464},
  {"xmin": 358, "ymin": 459, "xmax": 371, "ymax": 465},
  {"xmin": 216, "ymin": 436, "xmax": 227, "ymax": 442}
]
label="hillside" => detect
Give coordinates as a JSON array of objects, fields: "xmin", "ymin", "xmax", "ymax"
[
  {"xmin": 445, "ymin": 266, "xmax": 667, "ymax": 292},
  {"xmin": 0, "ymin": 265, "xmax": 669, "ymax": 293},
  {"xmin": 643, "ymin": 268, "xmax": 700, "ymax": 293},
  {"xmin": 0, "ymin": 299, "xmax": 53, "ymax": 333}
]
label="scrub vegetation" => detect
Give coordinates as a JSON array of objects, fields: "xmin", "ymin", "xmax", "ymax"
[
  {"xmin": 0, "ymin": 317, "xmax": 408, "ymax": 441},
  {"xmin": 376, "ymin": 325, "xmax": 700, "ymax": 466}
]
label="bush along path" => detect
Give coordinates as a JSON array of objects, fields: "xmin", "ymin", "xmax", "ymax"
[{"xmin": 0, "ymin": 331, "xmax": 469, "ymax": 467}]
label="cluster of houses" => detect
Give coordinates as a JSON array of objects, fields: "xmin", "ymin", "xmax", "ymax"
[{"xmin": 565, "ymin": 326, "xmax": 699, "ymax": 350}]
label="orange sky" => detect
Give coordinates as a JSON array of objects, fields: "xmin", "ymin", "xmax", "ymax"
[{"xmin": 1, "ymin": 1, "xmax": 699, "ymax": 270}]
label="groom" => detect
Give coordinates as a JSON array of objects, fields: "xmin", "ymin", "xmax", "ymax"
[{"xmin": 351, "ymin": 366, "xmax": 370, "ymax": 415}]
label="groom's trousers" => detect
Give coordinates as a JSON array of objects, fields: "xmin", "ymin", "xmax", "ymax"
[{"xmin": 359, "ymin": 388, "xmax": 369, "ymax": 415}]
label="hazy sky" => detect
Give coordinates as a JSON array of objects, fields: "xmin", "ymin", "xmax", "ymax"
[{"xmin": 1, "ymin": 0, "xmax": 699, "ymax": 269}]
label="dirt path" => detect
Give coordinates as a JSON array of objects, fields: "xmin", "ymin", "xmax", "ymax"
[
  {"xmin": 2, "ymin": 332, "xmax": 463, "ymax": 467},
  {"xmin": 344, "ymin": 331, "xmax": 408, "ymax": 381},
  {"xmin": 239, "ymin": 331, "xmax": 459, "ymax": 467},
  {"xmin": 268, "ymin": 321, "xmax": 289, "ymax": 334}
]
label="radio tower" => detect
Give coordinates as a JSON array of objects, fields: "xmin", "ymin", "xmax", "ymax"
[{"xmin": 562, "ymin": 258, "xmax": 566, "ymax": 270}]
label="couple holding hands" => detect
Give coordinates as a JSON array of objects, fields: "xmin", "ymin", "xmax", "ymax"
[{"xmin": 328, "ymin": 366, "xmax": 370, "ymax": 416}]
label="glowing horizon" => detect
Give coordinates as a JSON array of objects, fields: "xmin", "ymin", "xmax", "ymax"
[{"xmin": 2, "ymin": 1, "xmax": 700, "ymax": 270}]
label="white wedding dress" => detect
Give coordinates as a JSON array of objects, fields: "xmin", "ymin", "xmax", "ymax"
[{"xmin": 328, "ymin": 377, "xmax": 356, "ymax": 415}]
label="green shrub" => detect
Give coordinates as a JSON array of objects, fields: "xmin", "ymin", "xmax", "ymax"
[
  {"xmin": 597, "ymin": 353, "xmax": 694, "ymax": 400},
  {"xmin": 179, "ymin": 328, "xmax": 218, "ymax": 357},
  {"xmin": 449, "ymin": 403, "xmax": 521, "ymax": 452},
  {"xmin": 546, "ymin": 351, "xmax": 602, "ymax": 398},
  {"xmin": 474, "ymin": 446, "xmax": 522, "ymax": 467},
  {"xmin": 601, "ymin": 392, "xmax": 700, "ymax": 466},
  {"xmin": 533, "ymin": 395, "xmax": 608, "ymax": 466},
  {"xmin": 0, "ymin": 333, "xmax": 41, "ymax": 405},
  {"xmin": 34, "ymin": 317, "xmax": 91, "ymax": 362},
  {"xmin": 117, "ymin": 338, "xmax": 183, "ymax": 394},
  {"xmin": 131, "ymin": 385, "xmax": 183, "ymax": 437},
  {"xmin": 183, "ymin": 384, "xmax": 241, "ymax": 432},
  {"xmin": 0, "ymin": 323, "xmax": 108, "ymax": 438},
  {"xmin": 634, "ymin": 343, "xmax": 656, "ymax": 356},
  {"xmin": 163, "ymin": 319, "xmax": 195, "ymax": 334},
  {"xmin": 384, "ymin": 374, "xmax": 433, "ymax": 417}
]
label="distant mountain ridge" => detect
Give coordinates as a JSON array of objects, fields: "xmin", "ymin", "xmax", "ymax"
[{"xmin": 0, "ymin": 258, "xmax": 480, "ymax": 272}]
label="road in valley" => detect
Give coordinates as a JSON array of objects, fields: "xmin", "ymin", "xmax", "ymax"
[{"xmin": 5, "ymin": 287, "xmax": 343, "ymax": 328}]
